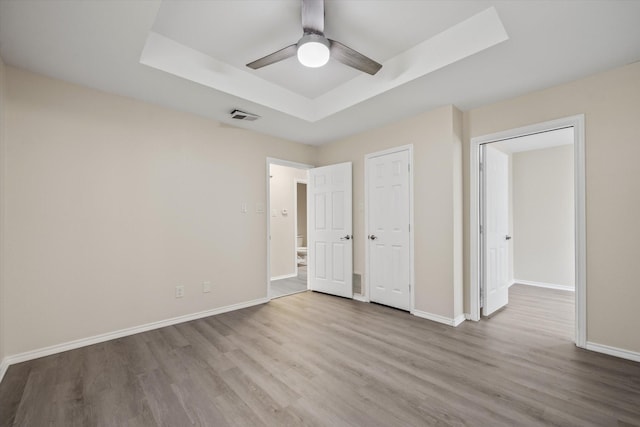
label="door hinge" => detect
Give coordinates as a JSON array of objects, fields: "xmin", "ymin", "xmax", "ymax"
[
  {"xmin": 480, "ymin": 225, "xmax": 483, "ymax": 234},
  {"xmin": 409, "ymin": 284, "xmax": 411, "ymax": 292},
  {"xmin": 408, "ymin": 224, "xmax": 411, "ymax": 232},
  {"xmin": 408, "ymin": 164, "xmax": 410, "ymax": 172},
  {"xmin": 479, "ymin": 162, "xmax": 484, "ymax": 172}
]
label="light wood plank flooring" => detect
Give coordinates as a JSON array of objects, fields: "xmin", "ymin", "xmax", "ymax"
[{"xmin": 1, "ymin": 284, "xmax": 639, "ymax": 426}]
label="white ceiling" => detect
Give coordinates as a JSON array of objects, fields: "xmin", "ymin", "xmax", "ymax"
[{"xmin": 1, "ymin": 1, "xmax": 639, "ymax": 145}]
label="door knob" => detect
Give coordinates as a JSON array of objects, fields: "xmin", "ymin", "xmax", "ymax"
[
  {"xmin": 340, "ymin": 235, "xmax": 352, "ymax": 240},
  {"xmin": 368, "ymin": 235, "xmax": 378, "ymax": 240},
  {"xmin": 505, "ymin": 235, "xmax": 512, "ymax": 240}
]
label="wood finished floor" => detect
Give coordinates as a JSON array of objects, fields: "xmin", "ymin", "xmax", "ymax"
[{"xmin": 1, "ymin": 284, "xmax": 640, "ymax": 426}]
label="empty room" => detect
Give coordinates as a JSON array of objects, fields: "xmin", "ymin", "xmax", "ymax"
[{"xmin": 0, "ymin": 1, "xmax": 639, "ymax": 426}]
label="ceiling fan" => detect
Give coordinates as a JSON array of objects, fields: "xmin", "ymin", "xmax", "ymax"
[{"xmin": 246, "ymin": 0, "xmax": 382, "ymax": 75}]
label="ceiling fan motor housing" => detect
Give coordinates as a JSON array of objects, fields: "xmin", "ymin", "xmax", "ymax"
[{"xmin": 297, "ymin": 33, "xmax": 331, "ymax": 67}]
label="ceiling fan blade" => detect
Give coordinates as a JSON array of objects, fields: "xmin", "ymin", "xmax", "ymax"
[
  {"xmin": 302, "ymin": 0, "xmax": 324, "ymax": 34},
  {"xmin": 329, "ymin": 39, "xmax": 382, "ymax": 75},
  {"xmin": 246, "ymin": 44, "xmax": 298, "ymax": 70}
]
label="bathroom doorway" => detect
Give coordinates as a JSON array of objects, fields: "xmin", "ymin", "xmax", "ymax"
[
  {"xmin": 294, "ymin": 179, "xmax": 308, "ymax": 280},
  {"xmin": 268, "ymin": 159, "xmax": 311, "ymax": 299}
]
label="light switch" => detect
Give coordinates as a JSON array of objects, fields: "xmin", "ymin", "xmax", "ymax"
[
  {"xmin": 241, "ymin": 202, "xmax": 248, "ymax": 213},
  {"xmin": 271, "ymin": 209, "xmax": 278, "ymax": 217},
  {"xmin": 256, "ymin": 203, "xmax": 264, "ymax": 214}
]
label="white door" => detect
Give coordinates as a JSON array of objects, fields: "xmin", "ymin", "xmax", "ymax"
[
  {"xmin": 367, "ymin": 150, "xmax": 411, "ymax": 311},
  {"xmin": 482, "ymin": 145, "xmax": 510, "ymax": 316},
  {"xmin": 308, "ymin": 162, "xmax": 353, "ymax": 298}
]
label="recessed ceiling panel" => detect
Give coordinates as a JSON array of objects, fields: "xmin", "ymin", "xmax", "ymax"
[{"xmin": 142, "ymin": 4, "xmax": 509, "ymax": 121}]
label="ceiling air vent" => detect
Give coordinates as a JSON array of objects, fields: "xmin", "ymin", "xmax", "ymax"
[{"xmin": 230, "ymin": 109, "xmax": 260, "ymax": 121}]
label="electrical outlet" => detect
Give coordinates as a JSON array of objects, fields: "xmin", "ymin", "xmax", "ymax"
[
  {"xmin": 202, "ymin": 281, "xmax": 211, "ymax": 293},
  {"xmin": 175, "ymin": 285, "xmax": 185, "ymax": 298}
]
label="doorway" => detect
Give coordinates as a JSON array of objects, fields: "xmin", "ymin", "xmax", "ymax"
[
  {"xmin": 267, "ymin": 159, "xmax": 312, "ymax": 299},
  {"xmin": 294, "ymin": 179, "xmax": 308, "ymax": 280},
  {"xmin": 267, "ymin": 158, "xmax": 354, "ymax": 301},
  {"xmin": 470, "ymin": 115, "xmax": 586, "ymax": 348}
]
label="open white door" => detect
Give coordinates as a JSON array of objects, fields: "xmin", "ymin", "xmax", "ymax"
[
  {"xmin": 308, "ymin": 162, "xmax": 353, "ymax": 298},
  {"xmin": 482, "ymin": 145, "xmax": 510, "ymax": 316},
  {"xmin": 367, "ymin": 149, "xmax": 411, "ymax": 311}
]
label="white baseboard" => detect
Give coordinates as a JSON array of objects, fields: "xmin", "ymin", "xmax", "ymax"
[
  {"xmin": 453, "ymin": 314, "xmax": 466, "ymax": 327},
  {"xmin": 0, "ymin": 297, "xmax": 269, "ymax": 380},
  {"xmin": 514, "ymin": 279, "xmax": 575, "ymax": 292},
  {"xmin": 412, "ymin": 309, "xmax": 464, "ymax": 327},
  {"xmin": 0, "ymin": 358, "xmax": 8, "ymax": 384},
  {"xmin": 464, "ymin": 313, "xmax": 473, "ymax": 321},
  {"xmin": 352, "ymin": 294, "xmax": 369, "ymax": 302},
  {"xmin": 271, "ymin": 273, "xmax": 297, "ymax": 281},
  {"xmin": 586, "ymin": 342, "xmax": 640, "ymax": 363}
]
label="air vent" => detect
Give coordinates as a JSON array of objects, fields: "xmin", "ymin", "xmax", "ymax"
[{"xmin": 230, "ymin": 109, "xmax": 260, "ymax": 121}]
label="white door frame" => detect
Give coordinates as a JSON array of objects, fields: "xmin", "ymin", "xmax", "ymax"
[
  {"xmin": 469, "ymin": 115, "xmax": 586, "ymax": 348},
  {"xmin": 363, "ymin": 144, "xmax": 415, "ymax": 312},
  {"xmin": 266, "ymin": 158, "xmax": 313, "ymax": 300},
  {"xmin": 293, "ymin": 178, "xmax": 308, "ymax": 276}
]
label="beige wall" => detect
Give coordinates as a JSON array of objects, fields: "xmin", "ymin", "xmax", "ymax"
[
  {"xmin": 3, "ymin": 67, "xmax": 316, "ymax": 355},
  {"xmin": 269, "ymin": 164, "xmax": 307, "ymax": 278},
  {"xmin": 0, "ymin": 56, "xmax": 5, "ymax": 362},
  {"xmin": 297, "ymin": 183, "xmax": 307, "ymax": 247},
  {"xmin": 463, "ymin": 61, "xmax": 640, "ymax": 352},
  {"xmin": 2, "ymin": 58, "xmax": 639, "ymax": 361},
  {"xmin": 513, "ymin": 145, "xmax": 575, "ymax": 287},
  {"xmin": 317, "ymin": 105, "xmax": 464, "ymax": 320}
]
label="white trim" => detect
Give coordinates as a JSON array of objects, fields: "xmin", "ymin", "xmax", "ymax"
[
  {"xmin": 364, "ymin": 144, "xmax": 415, "ymax": 311},
  {"xmin": 469, "ymin": 115, "xmax": 586, "ymax": 349},
  {"xmin": 266, "ymin": 158, "xmax": 313, "ymax": 301},
  {"xmin": 586, "ymin": 342, "xmax": 640, "ymax": 363},
  {"xmin": 270, "ymin": 273, "xmax": 297, "ymax": 281},
  {"xmin": 0, "ymin": 358, "xmax": 8, "ymax": 384},
  {"xmin": 1, "ymin": 297, "xmax": 268, "ymax": 370},
  {"xmin": 412, "ymin": 309, "xmax": 464, "ymax": 327},
  {"xmin": 464, "ymin": 313, "xmax": 473, "ymax": 321},
  {"xmin": 353, "ymin": 294, "xmax": 369, "ymax": 303},
  {"xmin": 453, "ymin": 314, "xmax": 466, "ymax": 327},
  {"xmin": 514, "ymin": 279, "xmax": 575, "ymax": 292}
]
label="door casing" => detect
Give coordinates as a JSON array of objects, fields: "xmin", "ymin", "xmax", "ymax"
[
  {"xmin": 363, "ymin": 145, "xmax": 415, "ymax": 313},
  {"xmin": 469, "ymin": 115, "xmax": 586, "ymax": 348}
]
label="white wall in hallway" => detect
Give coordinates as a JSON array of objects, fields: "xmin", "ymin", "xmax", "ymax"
[{"xmin": 513, "ymin": 145, "xmax": 575, "ymax": 288}]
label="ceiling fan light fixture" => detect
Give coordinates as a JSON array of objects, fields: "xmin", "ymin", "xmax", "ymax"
[{"xmin": 297, "ymin": 33, "xmax": 330, "ymax": 68}]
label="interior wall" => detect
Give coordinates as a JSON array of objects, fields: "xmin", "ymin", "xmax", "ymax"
[
  {"xmin": 463, "ymin": 61, "xmax": 640, "ymax": 353},
  {"xmin": 269, "ymin": 164, "xmax": 307, "ymax": 279},
  {"xmin": 4, "ymin": 67, "xmax": 316, "ymax": 356},
  {"xmin": 0, "ymin": 56, "xmax": 5, "ymax": 363},
  {"xmin": 316, "ymin": 105, "xmax": 463, "ymax": 320},
  {"xmin": 296, "ymin": 183, "xmax": 307, "ymax": 247},
  {"xmin": 513, "ymin": 145, "xmax": 575, "ymax": 288}
]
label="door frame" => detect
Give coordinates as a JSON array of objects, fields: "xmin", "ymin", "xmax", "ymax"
[
  {"xmin": 293, "ymin": 178, "xmax": 308, "ymax": 277},
  {"xmin": 363, "ymin": 144, "xmax": 415, "ymax": 312},
  {"xmin": 469, "ymin": 115, "xmax": 586, "ymax": 348},
  {"xmin": 266, "ymin": 157, "xmax": 313, "ymax": 301}
]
